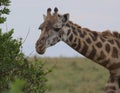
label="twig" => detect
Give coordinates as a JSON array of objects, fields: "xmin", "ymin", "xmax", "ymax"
[
  {"xmin": 27, "ymin": 50, "xmax": 35, "ymax": 57},
  {"xmin": 22, "ymin": 27, "xmax": 30, "ymax": 44}
]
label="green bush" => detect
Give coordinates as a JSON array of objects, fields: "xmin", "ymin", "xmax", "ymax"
[
  {"xmin": 7, "ymin": 78, "xmax": 26, "ymax": 93},
  {"xmin": 0, "ymin": 0, "xmax": 49, "ymax": 92},
  {"xmin": 0, "ymin": 29, "xmax": 49, "ymax": 93},
  {"xmin": 0, "ymin": 29, "xmax": 22, "ymax": 92}
]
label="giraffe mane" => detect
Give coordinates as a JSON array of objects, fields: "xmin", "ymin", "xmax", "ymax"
[
  {"xmin": 68, "ymin": 21, "xmax": 120, "ymax": 40},
  {"xmin": 68, "ymin": 21, "xmax": 99, "ymax": 36},
  {"xmin": 102, "ymin": 30, "xmax": 120, "ymax": 39},
  {"xmin": 113, "ymin": 31, "xmax": 120, "ymax": 39},
  {"xmin": 101, "ymin": 30, "xmax": 113, "ymax": 38},
  {"xmin": 68, "ymin": 21, "xmax": 81, "ymax": 28}
]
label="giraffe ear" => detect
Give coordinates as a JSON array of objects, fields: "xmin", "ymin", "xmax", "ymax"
[
  {"xmin": 63, "ymin": 13, "xmax": 69, "ymax": 23},
  {"xmin": 43, "ymin": 15, "xmax": 46, "ymax": 20}
]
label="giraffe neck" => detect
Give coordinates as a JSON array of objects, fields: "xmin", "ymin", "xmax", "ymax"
[
  {"xmin": 61, "ymin": 21, "xmax": 110, "ymax": 68},
  {"xmin": 60, "ymin": 21, "xmax": 120, "ymax": 93},
  {"xmin": 37, "ymin": 8, "xmax": 120, "ymax": 93}
]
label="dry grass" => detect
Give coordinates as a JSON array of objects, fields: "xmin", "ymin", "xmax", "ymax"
[{"xmin": 31, "ymin": 57, "xmax": 109, "ymax": 93}]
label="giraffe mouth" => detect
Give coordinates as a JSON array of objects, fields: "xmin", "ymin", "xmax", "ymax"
[{"xmin": 36, "ymin": 45, "xmax": 46, "ymax": 55}]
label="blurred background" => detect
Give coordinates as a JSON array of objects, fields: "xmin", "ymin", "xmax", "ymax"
[{"xmin": 1, "ymin": 0, "xmax": 120, "ymax": 57}]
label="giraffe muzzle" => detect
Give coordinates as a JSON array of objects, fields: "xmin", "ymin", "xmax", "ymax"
[
  {"xmin": 36, "ymin": 45, "xmax": 46, "ymax": 54},
  {"xmin": 35, "ymin": 40, "xmax": 46, "ymax": 54}
]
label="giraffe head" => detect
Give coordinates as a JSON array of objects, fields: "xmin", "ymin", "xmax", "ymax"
[{"xmin": 36, "ymin": 7, "xmax": 69, "ymax": 54}]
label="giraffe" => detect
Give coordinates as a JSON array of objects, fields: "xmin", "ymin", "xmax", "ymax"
[{"xmin": 36, "ymin": 8, "xmax": 120, "ymax": 93}]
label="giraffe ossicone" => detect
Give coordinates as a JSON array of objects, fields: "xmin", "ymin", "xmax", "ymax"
[{"xmin": 36, "ymin": 7, "xmax": 120, "ymax": 93}]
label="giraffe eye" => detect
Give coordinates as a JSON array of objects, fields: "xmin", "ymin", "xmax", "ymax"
[{"xmin": 54, "ymin": 28, "xmax": 61, "ymax": 32}]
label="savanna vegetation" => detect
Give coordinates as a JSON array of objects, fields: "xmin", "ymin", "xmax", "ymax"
[{"xmin": 37, "ymin": 57, "xmax": 109, "ymax": 93}]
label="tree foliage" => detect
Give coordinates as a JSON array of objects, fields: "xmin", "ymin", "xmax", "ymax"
[
  {"xmin": 0, "ymin": 0, "xmax": 49, "ymax": 93},
  {"xmin": 0, "ymin": 0, "xmax": 11, "ymax": 23},
  {"xmin": 0, "ymin": 29, "xmax": 49, "ymax": 93}
]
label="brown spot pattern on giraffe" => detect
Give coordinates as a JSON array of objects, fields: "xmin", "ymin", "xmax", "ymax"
[
  {"xmin": 78, "ymin": 29, "xmax": 86, "ymax": 38},
  {"xmin": 105, "ymin": 43, "xmax": 110, "ymax": 53},
  {"xmin": 71, "ymin": 43, "xmax": 77, "ymax": 48},
  {"xmin": 86, "ymin": 38, "xmax": 92, "ymax": 44},
  {"xmin": 115, "ymin": 40, "xmax": 120, "ymax": 49},
  {"xmin": 97, "ymin": 51, "xmax": 106, "ymax": 60},
  {"xmin": 87, "ymin": 46, "xmax": 96, "ymax": 59},
  {"xmin": 75, "ymin": 39, "xmax": 81, "ymax": 51},
  {"xmin": 69, "ymin": 34, "xmax": 73, "ymax": 41},
  {"xmin": 108, "ymin": 62, "xmax": 120, "ymax": 70},
  {"xmin": 100, "ymin": 37, "xmax": 106, "ymax": 42},
  {"xmin": 112, "ymin": 47, "xmax": 118, "ymax": 58},
  {"xmin": 67, "ymin": 29, "xmax": 71, "ymax": 35},
  {"xmin": 96, "ymin": 42, "xmax": 102, "ymax": 48},
  {"xmin": 80, "ymin": 42, "xmax": 88, "ymax": 55},
  {"xmin": 89, "ymin": 32, "xmax": 98, "ymax": 41},
  {"xmin": 72, "ymin": 29, "xmax": 78, "ymax": 36},
  {"xmin": 72, "ymin": 26, "xmax": 76, "ymax": 31},
  {"xmin": 74, "ymin": 37, "xmax": 77, "ymax": 42},
  {"xmin": 100, "ymin": 60, "xmax": 109, "ymax": 67},
  {"xmin": 108, "ymin": 39, "xmax": 114, "ymax": 44}
]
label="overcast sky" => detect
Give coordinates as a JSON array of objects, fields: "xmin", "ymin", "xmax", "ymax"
[{"xmin": 1, "ymin": 0, "xmax": 120, "ymax": 57}]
